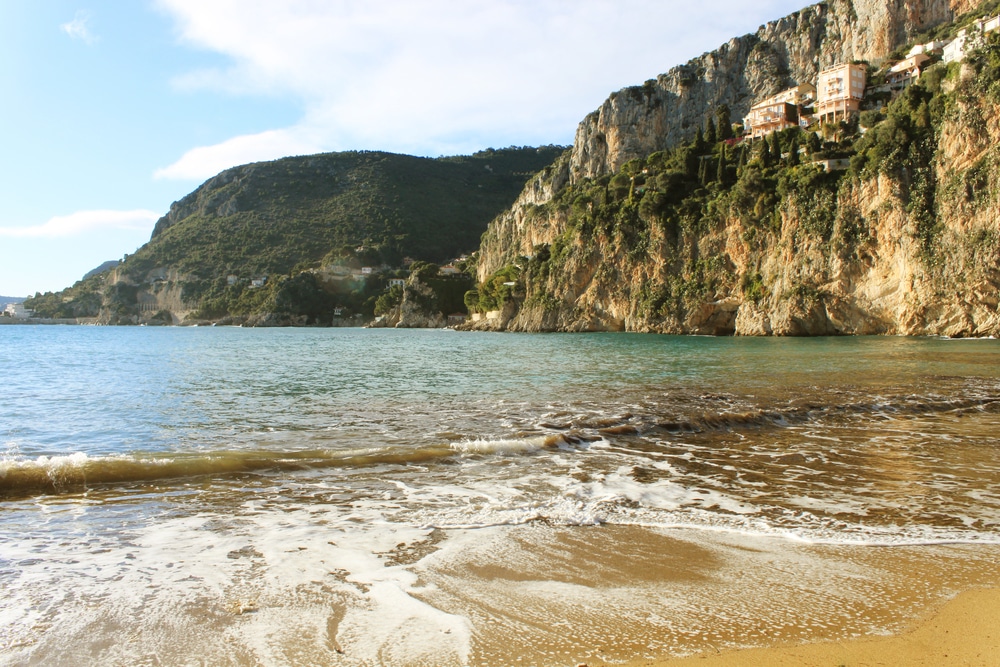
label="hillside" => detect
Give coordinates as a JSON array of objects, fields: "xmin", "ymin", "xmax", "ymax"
[
  {"xmin": 465, "ymin": 0, "xmax": 1000, "ymax": 337},
  {"xmin": 26, "ymin": 146, "xmax": 564, "ymax": 324}
]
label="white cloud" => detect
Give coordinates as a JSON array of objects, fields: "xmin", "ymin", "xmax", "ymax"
[
  {"xmin": 153, "ymin": 129, "xmax": 322, "ymax": 180},
  {"xmin": 0, "ymin": 210, "xmax": 160, "ymax": 239},
  {"xmin": 60, "ymin": 10, "xmax": 98, "ymax": 45},
  {"xmin": 154, "ymin": 0, "xmax": 810, "ymax": 180}
]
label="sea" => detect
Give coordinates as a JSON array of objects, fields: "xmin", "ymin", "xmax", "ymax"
[{"xmin": 1, "ymin": 326, "xmax": 999, "ymax": 666}]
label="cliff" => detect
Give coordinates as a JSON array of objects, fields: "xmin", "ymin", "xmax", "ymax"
[
  {"xmin": 470, "ymin": 0, "xmax": 1000, "ymax": 337},
  {"xmin": 570, "ymin": 0, "xmax": 980, "ymax": 182},
  {"xmin": 480, "ymin": 0, "xmax": 984, "ymax": 282}
]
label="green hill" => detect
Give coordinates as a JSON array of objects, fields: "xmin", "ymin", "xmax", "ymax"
[{"xmin": 27, "ymin": 146, "xmax": 565, "ymax": 323}]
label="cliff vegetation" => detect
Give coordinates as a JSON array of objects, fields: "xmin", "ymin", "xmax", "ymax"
[
  {"xmin": 26, "ymin": 147, "xmax": 563, "ymax": 325},
  {"xmin": 467, "ymin": 27, "xmax": 1000, "ymax": 337}
]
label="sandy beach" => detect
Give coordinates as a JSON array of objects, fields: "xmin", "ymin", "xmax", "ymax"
[
  {"xmin": 640, "ymin": 587, "xmax": 1000, "ymax": 666},
  {"xmin": 425, "ymin": 525, "xmax": 1000, "ymax": 667}
]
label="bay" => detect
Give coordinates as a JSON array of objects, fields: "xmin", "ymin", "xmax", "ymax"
[{"xmin": 1, "ymin": 326, "xmax": 999, "ymax": 666}]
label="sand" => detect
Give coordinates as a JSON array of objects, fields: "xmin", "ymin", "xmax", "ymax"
[
  {"xmin": 626, "ymin": 587, "xmax": 1000, "ymax": 667},
  {"xmin": 418, "ymin": 524, "xmax": 1000, "ymax": 667}
]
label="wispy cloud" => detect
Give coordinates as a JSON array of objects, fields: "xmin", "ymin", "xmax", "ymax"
[
  {"xmin": 0, "ymin": 210, "xmax": 159, "ymax": 238},
  {"xmin": 60, "ymin": 10, "xmax": 98, "ymax": 45},
  {"xmin": 153, "ymin": 128, "xmax": 321, "ymax": 180},
  {"xmin": 154, "ymin": 0, "xmax": 809, "ymax": 180}
]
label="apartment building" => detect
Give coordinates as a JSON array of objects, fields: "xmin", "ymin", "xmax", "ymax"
[
  {"xmin": 815, "ymin": 63, "xmax": 867, "ymax": 123},
  {"xmin": 743, "ymin": 83, "xmax": 815, "ymax": 140}
]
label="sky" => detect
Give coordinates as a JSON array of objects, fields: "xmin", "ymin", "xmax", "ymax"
[{"xmin": 0, "ymin": 0, "xmax": 809, "ymax": 298}]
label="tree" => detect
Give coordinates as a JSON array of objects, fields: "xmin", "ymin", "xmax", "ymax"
[
  {"xmin": 787, "ymin": 135, "xmax": 800, "ymax": 166},
  {"xmin": 717, "ymin": 105, "xmax": 733, "ymax": 141},
  {"xmin": 610, "ymin": 173, "xmax": 632, "ymax": 201},
  {"xmin": 757, "ymin": 138, "xmax": 773, "ymax": 168},
  {"xmin": 375, "ymin": 285, "xmax": 404, "ymax": 315},
  {"xmin": 806, "ymin": 132, "xmax": 822, "ymax": 155},
  {"xmin": 705, "ymin": 118, "xmax": 717, "ymax": 145},
  {"xmin": 716, "ymin": 149, "xmax": 728, "ymax": 185},
  {"xmin": 694, "ymin": 127, "xmax": 707, "ymax": 153},
  {"xmin": 463, "ymin": 289, "xmax": 480, "ymax": 312},
  {"xmin": 409, "ymin": 262, "xmax": 440, "ymax": 281}
]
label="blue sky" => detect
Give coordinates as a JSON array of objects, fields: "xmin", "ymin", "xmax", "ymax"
[{"xmin": 0, "ymin": 0, "xmax": 808, "ymax": 298}]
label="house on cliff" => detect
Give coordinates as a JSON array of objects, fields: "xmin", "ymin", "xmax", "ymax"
[
  {"xmin": 743, "ymin": 83, "xmax": 815, "ymax": 140},
  {"xmin": 815, "ymin": 63, "xmax": 867, "ymax": 124},
  {"xmin": 943, "ymin": 15, "xmax": 1000, "ymax": 63},
  {"xmin": 887, "ymin": 54, "xmax": 930, "ymax": 91},
  {"xmin": 743, "ymin": 62, "xmax": 867, "ymax": 137}
]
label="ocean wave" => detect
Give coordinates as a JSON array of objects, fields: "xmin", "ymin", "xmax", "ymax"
[
  {"xmin": 646, "ymin": 394, "xmax": 1000, "ymax": 435},
  {"xmin": 0, "ymin": 435, "xmax": 589, "ymax": 498}
]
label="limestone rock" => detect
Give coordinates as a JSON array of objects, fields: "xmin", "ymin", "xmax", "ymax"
[{"xmin": 476, "ymin": 0, "xmax": 1000, "ymax": 337}]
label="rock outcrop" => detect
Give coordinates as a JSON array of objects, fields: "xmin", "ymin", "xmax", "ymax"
[
  {"xmin": 471, "ymin": 0, "xmax": 999, "ymax": 337},
  {"xmin": 570, "ymin": 0, "xmax": 978, "ymax": 182}
]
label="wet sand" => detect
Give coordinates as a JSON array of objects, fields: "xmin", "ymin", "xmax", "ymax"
[
  {"xmin": 639, "ymin": 587, "xmax": 1000, "ymax": 666},
  {"xmin": 414, "ymin": 524, "xmax": 1000, "ymax": 667}
]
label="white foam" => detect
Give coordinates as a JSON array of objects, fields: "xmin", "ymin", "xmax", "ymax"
[{"xmin": 449, "ymin": 435, "xmax": 552, "ymax": 455}]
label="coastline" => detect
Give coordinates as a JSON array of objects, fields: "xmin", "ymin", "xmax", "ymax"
[
  {"xmin": 418, "ymin": 524, "xmax": 1000, "ymax": 667},
  {"xmin": 632, "ymin": 587, "xmax": 1000, "ymax": 667}
]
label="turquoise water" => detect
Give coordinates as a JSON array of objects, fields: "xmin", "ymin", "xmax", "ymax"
[
  {"xmin": 4, "ymin": 326, "xmax": 995, "ymax": 458},
  {"xmin": 1, "ymin": 326, "xmax": 999, "ymax": 665}
]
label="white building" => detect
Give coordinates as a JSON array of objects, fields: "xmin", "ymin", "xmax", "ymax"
[
  {"xmin": 943, "ymin": 15, "xmax": 1000, "ymax": 63},
  {"xmin": 907, "ymin": 40, "xmax": 948, "ymax": 57},
  {"xmin": 4, "ymin": 303, "xmax": 33, "ymax": 319}
]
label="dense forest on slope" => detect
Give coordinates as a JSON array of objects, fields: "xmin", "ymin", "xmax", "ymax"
[
  {"xmin": 468, "ymin": 31, "xmax": 1000, "ymax": 336},
  {"xmin": 26, "ymin": 146, "xmax": 564, "ymax": 323},
  {"xmin": 142, "ymin": 148, "xmax": 564, "ymax": 277}
]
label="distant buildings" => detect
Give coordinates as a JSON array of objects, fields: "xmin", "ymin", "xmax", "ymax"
[
  {"xmin": 743, "ymin": 83, "xmax": 815, "ymax": 140},
  {"xmin": 887, "ymin": 53, "xmax": 930, "ymax": 91},
  {"xmin": 943, "ymin": 15, "xmax": 1000, "ymax": 63},
  {"xmin": 812, "ymin": 158, "xmax": 852, "ymax": 172},
  {"xmin": 742, "ymin": 11, "xmax": 1000, "ymax": 142},
  {"xmin": 815, "ymin": 63, "xmax": 867, "ymax": 124},
  {"xmin": 3, "ymin": 303, "xmax": 33, "ymax": 319}
]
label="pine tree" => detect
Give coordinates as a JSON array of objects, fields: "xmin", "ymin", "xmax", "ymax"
[
  {"xmin": 694, "ymin": 127, "xmax": 706, "ymax": 153},
  {"xmin": 717, "ymin": 105, "xmax": 733, "ymax": 141},
  {"xmin": 806, "ymin": 132, "xmax": 822, "ymax": 155},
  {"xmin": 716, "ymin": 148, "xmax": 728, "ymax": 185},
  {"xmin": 788, "ymin": 135, "xmax": 800, "ymax": 166},
  {"xmin": 706, "ymin": 118, "xmax": 717, "ymax": 145},
  {"xmin": 770, "ymin": 133, "xmax": 782, "ymax": 164},
  {"xmin": 757, "ymin": 138, "xmax": 772, "ymax": 168}
]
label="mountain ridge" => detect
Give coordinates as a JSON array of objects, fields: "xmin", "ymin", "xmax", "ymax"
[{"xmin": 25, "ymin": 146, "xmax": 565, "ymax": 324}]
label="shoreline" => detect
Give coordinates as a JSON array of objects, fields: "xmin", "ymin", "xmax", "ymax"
[
  {"xmin": 421, "ymin": 524, "xmax": 1000, "ymax": 667},
  {"xmin": 630, "ymin": 586, "xmax": 1000, "ymax": 667}
]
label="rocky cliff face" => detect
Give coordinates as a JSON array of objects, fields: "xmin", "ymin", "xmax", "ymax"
[
  {"xmin": 570, "ymin": 0, "xmax": 978, "ymax": 182},
  {"xmin": 482, "ymin": 1, "xmax": 982, "ymax": 283},
  {"xmin": 473, "ymin": 0, "xmax": 999, "ymax": 337}
]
